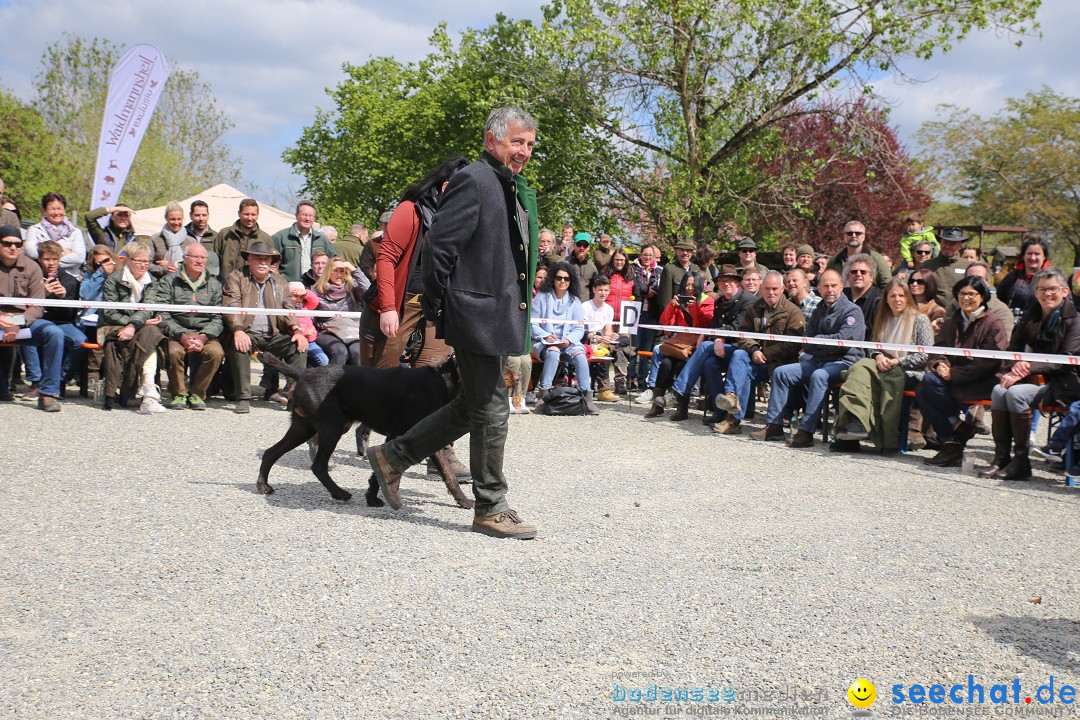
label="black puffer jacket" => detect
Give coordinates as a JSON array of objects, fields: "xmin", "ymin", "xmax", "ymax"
[{"xmin": 1005, "ymin": 298, "xmax": 1080, "ymax": 406}]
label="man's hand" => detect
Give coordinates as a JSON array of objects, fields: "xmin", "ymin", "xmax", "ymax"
[
  {"xmin": 145, "ymin": 315, "xmax": 162, "ymax": 326},
  {"xmin": 2, "ymin": 330, "xmax": 16, "ymax": 343},
  {"xmin": 233, "ymin": 329, "xmax": 251, "ymax": 353},
  {"xmin": 291, "ymin": 331, "xmax": 308, "ymax": 353},
  {"xmin": 713, "ymin": 341, "xmax": 725, "ymax": 359},
  {"xmin": 45, "ymin": 277, "xmax": 65, "ymax": 298},
  {"xmin": 751, "ymin": 349, "xmax": 767, "ymax": 365},
  {"xmin": 379, "ymin": 310, "xmax": 400, "ymax": 338},
  {"xmin": 1011, "ymin": 361, "xmax": 1031, "ymax": 379},
  {"xmin": 0, "ymin": 314, "xmax": 15, "ymax": 330},
  {"xmin": 117, "ymin": 324, "xmax": 135, "ymax": 342}
]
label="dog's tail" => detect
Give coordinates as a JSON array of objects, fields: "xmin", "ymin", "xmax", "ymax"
[{"xmin": 256, "ymin": 351, "xmax": 301, "ymax": 379}]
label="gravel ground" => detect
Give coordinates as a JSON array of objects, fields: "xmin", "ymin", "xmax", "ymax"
[{"xmin": 1, "ymin": 389, "xmax": 1077, "ymax": 719}]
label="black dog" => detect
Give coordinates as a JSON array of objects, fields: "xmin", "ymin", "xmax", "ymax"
[{"xmin": 256, "ymin": 352, "xmax": 473, "ymax": 509}]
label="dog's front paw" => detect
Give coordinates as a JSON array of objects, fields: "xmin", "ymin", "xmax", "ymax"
[
  {"xmin": 256, "ymin": 480, "xmax": 275, "ymax": 495},
  {"xmin": 332, "ymin": 489, "xmax": 352, "ymax": 502},
  {"xmin": 365, "ymin": 492, "xmax": 385, "ymax": 508},
  {"xmin": 456, "ymin": 496, "xmax": 476, "ymax": 510}
]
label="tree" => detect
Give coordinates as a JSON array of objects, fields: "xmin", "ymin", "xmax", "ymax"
[
  {"xmin": 0, "ymin": 89, "xmax": 79, "ymax": 213},
  {"xmin": 537, "ymin": 0, "xmax": 1040, "ymax": 245},
  {"xmin": 746, "ymin": 99, "xmax": 932, "ymax": 255},
  {"xmin": 916, "ymin": 87, "xmax": 1080, "ymax": 265},
  {"xmin": 284, "ymin": 18, "xmax": 622, "ymax": 231},
  {"xmin": 31, "ymin": 35, "xmax": 241, "ymax": 211}
]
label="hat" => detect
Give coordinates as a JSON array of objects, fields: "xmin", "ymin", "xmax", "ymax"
[
  {"xmin": 378, "ymin": 210, "xmax": 393, "ymax": 224},
  {"xmin": 573, "ymin": 232, "xmax": 592, "ymax": 246},
  {"xmin": 938, "ymin": 227, "xmax": 969, "ymax": 243},
  {"xmin": 673, "ymin": 240, "xmax": 696, "ymax": 251},
  {"xmin": 796, "ymin": 244, "xmax": 815, "ymax": 257},
  {"xmin": 736, "ymin": 238, "xmax": 758, "ymax": 250},
  {"xmin": 0, "ymin": 225, "xmax": 19, "ymax": 240},
  {"xmin": 715, "ymin": 263, "xmax": 741, "ymax": 279},
  {"xmin": 240, "ymin": 241, "xmax": 281, "ymax": 259},
  {"xmin": 288, "ymin": 281, "xmax": 306, "ymax": 293}
]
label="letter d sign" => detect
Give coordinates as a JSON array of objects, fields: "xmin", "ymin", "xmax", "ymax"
[{"xmin": 621, "ymin": 301, "xmax": 642, "ymax": 335}]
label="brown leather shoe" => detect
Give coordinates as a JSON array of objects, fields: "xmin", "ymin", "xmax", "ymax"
[
  {"xmin": 368, "ymin": 444, "xmax": 404, "ymax": 510},
  {"xmin": 714, "ymin": 391, "xmax": 742, "ymax": 416},
  {"xmin": 713, "ymin": 418, "xmax": 741, "ymax": 435},
  {"xmin": 38, "ymin": 395, "xmax": 61, "ymax": 413},
  {"xmin": 923, "ymin": 441, "xmax": 964, "ymax": 467},
  {"xmin": 750, "ymin": 423, "xmax": 785, "ymax": 441},
  {"xmin": 644, "ymin": 397, "xmax": 666, "ymax": 418},
  {"xmin": 472, "ymin": 509, "xmax": 537, "ymax": 539},
  {"xmin": 788, "ymin": 428, "xmax": 814, "ymax": 448}
]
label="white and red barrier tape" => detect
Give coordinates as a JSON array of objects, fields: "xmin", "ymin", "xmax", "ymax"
[{"xmin": 0, "ymin": 297, "xmax": 362, "ymax": 320}]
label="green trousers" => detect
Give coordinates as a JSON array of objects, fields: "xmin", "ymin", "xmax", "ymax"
[{"xmin": 836, "ymin": 358, "xmax": 908, "ymax": 451}]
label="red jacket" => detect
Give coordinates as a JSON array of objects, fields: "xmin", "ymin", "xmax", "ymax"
[
  {"xmin": 372, "ymin": 200, "xmax": 421, "ymax": 315},
  {"xmin": 605, "ymin": 272, "xmax": 636, "ymax": 317},
  {"xmin": 659, "ymin": 295, "xmax": 715, "ymax": 329}
]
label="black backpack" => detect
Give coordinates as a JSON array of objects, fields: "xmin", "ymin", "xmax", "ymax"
[{"xmin": 541, "ymin": 386, "xmax": 588, "ymax": 416}]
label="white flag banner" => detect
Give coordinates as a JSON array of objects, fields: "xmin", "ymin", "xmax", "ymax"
[{"xmin": 90, "ymin": 44, "xmax": 170, "ymax": 210}]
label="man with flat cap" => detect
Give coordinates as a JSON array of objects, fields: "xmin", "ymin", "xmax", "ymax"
[{"xmin": 657, "ymin": 239, "xmax": 701, "ymax": 309}]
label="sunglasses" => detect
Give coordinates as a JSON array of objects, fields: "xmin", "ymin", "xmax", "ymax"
[
  {"xmin": 554, "ymin": 275, "xmax": 571, "ymax": 281},
  {"xmin": 0, "ymin": 240, "xmax": 23, "ymax": 248},
  {"xmin": 909, "ymin": 279, "xmax": 926, "ymax": 285},
  {"xmin": 914, "ymin": 250, "xmax": 932, "ymax": 255},
  {"xmin": 845, "ymin": 231, "xmax": 865, "ymax": 236},
  {"xmin": 849, "ymin": 268, "xmax": 870, "ymax": 275}
]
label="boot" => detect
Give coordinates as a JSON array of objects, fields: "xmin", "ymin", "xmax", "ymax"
[
  {"xmin": 668, "ymin": 392, "xmax": 690, "ymax": 422},
  {"xmin": 583, "ymin": 390, "xmax": 600, "ymax": 415},
  {"xmin": 999, "ymin": 409, "xmax": 1033, "ymax": 480},
  {"xmin": 979, "ymin": 409, "xmax": 1013, "ymax": 478},
  {"xmin": 644, "ymin": 394, "xmax": 666, "ymax": 418},
  {"xmin": 907, "ymin": 407, "xmax": 926, "ymax": 451},
  {"xmin": 533, "ymin": 388, "xmax": 549, "ymax": 414},
  {"xmin": 924, "ymin": 440, "xmax": 964, "ymax": 467}
]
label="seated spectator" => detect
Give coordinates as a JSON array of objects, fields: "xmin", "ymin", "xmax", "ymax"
[
  {"xmin": 288, "ymin": 282, "xmax": 329, "ymax": 367},
  {"xmin": 707, "ymin": 270, "xmax": 805, "ymax": 434},
  {"xmin": 750, "ymin": 270, "xmax": 864, "ymax": 447},
  {"xmin": 780, "ymin": 244, "xmax": 798, "ymax": 272},
  {"xmin": 99, "ymin": 241, "xmax": 167, "ymax": 413},
  {"xmin": 740, "ymin": 268, "xmax": 761, "ymax": 296},
  {"xmin": 795, "ymin": 245, "xmax": 816, "ymax": 282},
  {"xmin": 78, "ymin": 244, "xmax": 119, "ymax": 393},
  {"xmin": 24, "ymin": 192, "xmax": 86, "ymax": 280},
  {"xmin": 916, "ymin": 276, "xmax": 1008, "ymax": 467},
  {"xmin": 602, "ymin": 249, "xmax": 639, "ymax": 394},
  {"xmin": 693, "ymin": 245, "xmax": 719, "ymax": 290},
  {"xmin": 978, "ymin": 267, "xmax": 1080, "ymax": 480},
  {"xmin": 223, "ymin": 241, "xmax": 308, "ymax": 414},
  {"xmin": 21, "ymin": 241, "xmax": 86, "ymax": 399},
  {"xmin": 960, "ymin": 247, "xmax": 979, "ymax": 262},
  {"xmin": 312, "ymin": 257, "xmax": 369, "ymax": 366},
  {"xmin": 813, "ymin": 254, "xmax": 828, "ymax": 285},
  {"xmin": 942, "ymin": 262, "xmax": 1014, "ymax": 336},
  {"xmin": 833, "ymin": 278, "xmax": 933, "ymax": 451},
  {"xmin": 735, "ymin": 237, "xmax": 768, "ymax": 276},
  {"xmin": 996, "ymin": 234, "xmax": 1050, "ymax": 317},
  {"xmin": 641, "ymin": 264, "xmax": 751, "ymax": 420},
  {"xmin": 0, "ymin": 225, "xmax": 65, "ymax": 410},
  {"xmin": 150, "ymin": 201, "xmax": 191, "ymax": 278},
  {"xmin": 919, "ymin": 226, "xmax": 972, "ymax": 305},
  {"xmin": 843, "ymin": 254, "xmax": 882, "ymax": 338},
  {"xmin": 301, "ymin": 250, "xmax": 329, "ymax": 289},
  {"xmin": 644, "ymin": 271, "xmax": 715, "ymax": 418},
  {"xmin": 910, "ymin": 240, "xmax": 935, "ymax": 270},
  {"xmin": 531, "ymin": 261, "xmax": 599, "ymax": 414},
  {"xmin": 1033, "ymin": 399, "xmax": 1080, "ymax": 478},
  {"xmin": 583, "ymin": 275, "xmax": 620, "ymax": 403},
  {"xmin": 83, "ymin": 204, "xmax": 135, "ymax": 254},
  {"xmin": 537, "ymin": 228, "xmax": 560, "ymax": 268},
  {"xmin": 150, "ymin": 244, "xmax": 225, "ymax": 410},
  {"xmin": 908, "ymin": 269, "xmax": 946, "ymax": 324},
  {"xmin": 784, "ymin": 268, "xmax": 820, "ymax": 321}
]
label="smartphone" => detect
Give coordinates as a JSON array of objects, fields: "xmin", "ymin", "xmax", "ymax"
[
  {"xmin": 6, "ymin": 314, "xmax": 26, "ymax": 326},
  {"xmin": 677, "ymin": 294, "xmax": 694, "ymax": 305}
]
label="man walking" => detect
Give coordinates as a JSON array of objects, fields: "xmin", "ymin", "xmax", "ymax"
[{"xmin": 368, "ymin": 107, "xmax": 539, "ymax": 539}]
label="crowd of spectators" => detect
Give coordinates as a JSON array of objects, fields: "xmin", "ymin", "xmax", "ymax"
[{"xmin": 1, "ymin": 174, "xmax": 1078, "ymax": 483}]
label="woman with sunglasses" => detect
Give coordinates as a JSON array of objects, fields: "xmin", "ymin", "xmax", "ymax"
[
  {"xmin": 531, "ymin": 261, "xmax": 599, "ymax": 414},
  {"xmin": 907, "ymin": 267, "xmax": 946, "ymax": 324},
  {"xmin": 979, "ymin": 266, "xmax": 1080, "ymax": 480},
  {"xmin": 24, "ymin": 192, "xmax": 85, "ymax": 280}
]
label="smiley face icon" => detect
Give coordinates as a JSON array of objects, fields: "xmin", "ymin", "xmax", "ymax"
[{"xmin": 848, "ymin": 678, "xmax": 876, "ymax": 709}]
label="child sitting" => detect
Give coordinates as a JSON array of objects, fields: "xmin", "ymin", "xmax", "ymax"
[
  {"xmin": 288, "ymin": 281, "xmax": 329, "ymax": 367},
  {"xmin": 583, "ymin": 275, "xmax": 620, "ymax": 402}
]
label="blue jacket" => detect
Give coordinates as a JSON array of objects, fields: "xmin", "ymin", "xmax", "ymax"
[
  {"xmin": 531, "ymin": 291, "xmax": 585, "ymax": 345},
  {"xmin": 804, "ymin": 293, "xmax": 864, "ymax": 364}
]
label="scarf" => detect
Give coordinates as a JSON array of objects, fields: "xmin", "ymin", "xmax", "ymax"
[
  {"xmin": 959, "ymin": 305, "xmax": 986, "ymax": 332},
  {"xmin": 161, "ymin": 225, "xmax": 187, "ymax": 262},
  {"xmin": 322, "ymin": 283, "xmax": 349, "ymax": 303},
  {"xmin": 44, "ymin": 217, "xmax": 78, "ymax": 243},
  {"xmin": 877, "ymin": 310, "xmax": 917, "ymax": 359},
  {"xmin": 121, "ymin": 265, "xmax": 154, "ymax": 302}
]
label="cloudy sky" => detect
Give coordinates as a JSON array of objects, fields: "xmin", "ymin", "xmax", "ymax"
[{"xmin": 0, "ymin": 0, "xmax": 1075, "ymax": 208}]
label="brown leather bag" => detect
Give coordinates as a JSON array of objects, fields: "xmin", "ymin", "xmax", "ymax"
[{"xmin": 659, "ymin": 332, "xmax": 698, "ymax": 360}]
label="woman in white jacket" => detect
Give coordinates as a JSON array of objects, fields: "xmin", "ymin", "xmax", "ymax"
[{"xmin": 25, "ymin": 192, "xmax": 86, "ymax": 280}]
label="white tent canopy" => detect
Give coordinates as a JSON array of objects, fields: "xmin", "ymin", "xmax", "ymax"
[{"xmin": 130, "ymin": 183, "xmax": 297, "ymax": 237}]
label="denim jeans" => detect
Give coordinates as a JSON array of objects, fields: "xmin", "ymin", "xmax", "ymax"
[
  {"xmin": 915, "ymin": 372, "xmax": 963, "ymax": 441},
  {"xmin": 767, "ymin": 356, "xmax": 850, "ymax": 432},
  {"xmin": 709, "ymin": 348, "xmax": 769, "ymax": 421},
  {"xmin": 632, "ymin": 311, "xmax": 659, "ymax": 385},
  {"xmin": 21, "ymin": 319, "xmax": 78, "ymax": 397},
  {"xmin": 1049, "ymin": 399, "xmax": 1080, "ymax": 450},
  {"xmin": 307, "ymin": 341, "xmax": 330, "ymax": 367},
  {"xmin": 534, "ymin": 342, "xmax": 590, "ymax": 391},
  {"xmin": 672, "ymin": 341, "xmax": 734, "ymax": 398}
]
